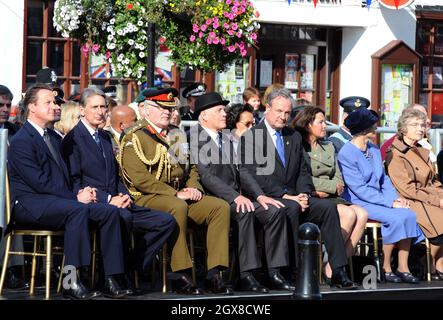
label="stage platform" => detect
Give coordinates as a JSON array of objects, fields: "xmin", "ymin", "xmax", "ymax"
[{"xmin": 2, "ymin": 281, "xmax": 443, "ymax": 300}]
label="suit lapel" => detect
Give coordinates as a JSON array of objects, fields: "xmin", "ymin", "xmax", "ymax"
[
  {"xmin": 77, "ymin": 121, "xmax": 106, "ymax": 164},
  {"xmin": 282, "ymin": 127, "xmax": 292, "ymax": 172},
  {"xmin": 259, "ymin": 122, "xmax": 285, "ymax": 171}
]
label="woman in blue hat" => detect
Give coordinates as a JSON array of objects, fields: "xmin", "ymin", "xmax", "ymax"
[{"xmin": 337, "ymin": 107, "xmax": 424, "ymax": 284}]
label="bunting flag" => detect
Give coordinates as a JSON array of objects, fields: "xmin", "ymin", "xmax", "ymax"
[
  {"xmin": 378, "ymin": 0, "xmax": 414, "ymax": 10},
  {"xmin": 394, "ymin": 0, "xmax": 400, "ymax": 9},
  {"xmin": 366, "ymin": 0, "xmax": 372, "ymax": 9},
  {"xmin": 313, "ymin": 0, "xmax": 317, "ymax": 8},
  {"xmin": 288, "ymin": 0, "xmax": 291, "ymax": 5}
]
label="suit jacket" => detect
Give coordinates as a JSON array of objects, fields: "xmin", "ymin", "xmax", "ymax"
[
  {"xmin": 190, "ymin": 125, "xmax": 263, "ymax": 204},
  {"xmin": 8, "ymin": 121, "xmax": 75, "ymax": 219},
  {"xmin": 62, "ymin": 120, "xmax": 127, "ymax": 204},
  {"xmin": 238, "ymin": 121, "xmax": 314, "ymax": 198},
  {"xmin": 120, "ymin": 119, "xmax": 203, "ymax": 203},
  {"xmin": 303, "ymin": 140, "xmax": 343, "ymax": 194},
  {"xmin": 337, "ymin": 142, "xmax": 398, "ymax": 208}
]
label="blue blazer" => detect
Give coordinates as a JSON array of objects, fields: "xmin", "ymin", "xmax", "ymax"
[
  {"xmin": 8, "ymin": 121, "xmax": 76, "ymax": 219},
  {"xmin": 337, "ymin": 142, "xmax": 398, "ymax": 208},
  {"xmin": 62, "ymin": 121, "xmax": 127, "ymax": 204}
]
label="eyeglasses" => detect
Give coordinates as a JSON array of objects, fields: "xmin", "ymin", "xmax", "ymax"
[
  {"xmin": 408, "ymin": 123, "xmax": 426, "ymax": 129},
  {"xmin": 0, "ymin": 103, "xmax": 11, "ymax": 108}
]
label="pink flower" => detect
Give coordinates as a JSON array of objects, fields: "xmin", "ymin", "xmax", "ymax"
[
  {"xmin": 228, "ymin": 45, "xmax": 235, "ymax": 52},
  {"xmin": 231, "ymin": 23, "xmax": 238, "ymax": 30},
  {"xmin": 207, "ymin": 38, "xmax": 213, "ymax": 44},
  {"xmin": 228, "ymin": 13, "xmax": 234, "ymax": 20},
  {"xmin": 209, "ymin": 31, "xmax": 216, "ymax": 38},
  {"xmin": 232, "ymin": 6, "xmax": 238, "ymax": 13},
  {"xmin": 240, "ymin": 49, "xmax": 247, "ymax": 56},
  {"xmin": 223, "ymin": 22, "xmax": 230, "ymax": 29},
  {"xmin": 105, "ymin": 51, "xmax": 111, "ymax": 60},
  {"xmin": 81, "ymin": 44, "xmax": 89, "ymax": 57},
  {"xmin": 192, "ymin": 24, "xmax": 199, "ymax": 33},
  {"xmin": 213, "ymin": 17, "xmax": 219, "ymax": 23},
  {"xmin": 234, "ymin": 0, "xmax": 239, "ymax": 6},
  {"xmin": 254, "ymin": 10, "xmax": 260, "ymax": 18},
  {"xmin": 236, "ymin": 31, "xmax": 242, "ymax": 38},
  {"xmin": 190, "ymin": 35, "xmax": 196, "ymax": 42},
  {"xmin": 251, "ymin": 32, "xmax": 257, "ymax": 40},
  {"xmin": 199, "ymin": 32, "xmax": 204, "ymax": 38},
  {"xmin": 213, "ymin": 37, "xmax": 219, "ymax": 44},
  {"xmin": 92, "ymin": 44, "xmax": 100, "ymax": 54},
  {"xmin": 226, "ymin": 0, "xmax": 231, "ymax": 4},
  {"xmin": 206, "ymin": 18, "xmax": 212, "ymax": 25},
  {"xmin": 213, "ymin": 22, "xmax": 219, "ymax": 29},
  {"xmin": 227, "ymin": 30, "xmax": 234, "ymax": 36},
  {"xmin": 239, "ymin": 42, "xmax": 245, "ymax": 49},
  {"xmin": 220, "ymin": 38, "xmax": 226, "ymax": 45},
  {"xmin": 200, "ymin": 24, "xmax": 207, "ymax": 32}
]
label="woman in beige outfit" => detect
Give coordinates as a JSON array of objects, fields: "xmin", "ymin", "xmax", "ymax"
[{"xmin": 386, "ymin": 107, "xmax": 443, "ymax": 280}]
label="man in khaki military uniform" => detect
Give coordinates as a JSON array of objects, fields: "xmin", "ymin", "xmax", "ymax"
[{"xmin": 119, "ymin": 87, "xmax": 232, "ymax": 295}]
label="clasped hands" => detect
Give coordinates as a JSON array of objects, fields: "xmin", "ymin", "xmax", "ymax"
[{"xmin": 77, "ymin": 187, "xmax": 132, "ymax": 208}]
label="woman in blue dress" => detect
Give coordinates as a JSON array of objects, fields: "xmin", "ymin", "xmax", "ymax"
[{"xmin": 337, "ymin": 107, "xmax": 423, "ymax": 284}]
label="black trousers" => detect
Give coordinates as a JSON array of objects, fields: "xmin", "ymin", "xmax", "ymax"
[
  {"xmin": 230, "ymin": 201, "xmax": 289, "ymax": 273},
  {"xmin": 280, "ymin": 197, "xmax": 347, "ymax": 270}
]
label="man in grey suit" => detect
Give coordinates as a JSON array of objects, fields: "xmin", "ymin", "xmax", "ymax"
[{"xmin": 190, "ymin": 92, "xmax": 294, "ymax": 292}]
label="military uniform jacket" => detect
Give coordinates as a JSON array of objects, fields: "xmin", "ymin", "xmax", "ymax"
[
  {"xmin": 120, "ymin": 118, "xmax": 203, "ymax": 202},
  {"xmin": 303, "ymin": 140, "xmax": 343, "ymax": 195}
]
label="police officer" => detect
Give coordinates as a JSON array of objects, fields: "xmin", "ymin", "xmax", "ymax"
[
  {"xmin": 328, "ymin": 96, "xmax": 370, "ymax": 153},
  {"xmin": 119, "ymin": 87, "xmax": 232, "ymax": 295},
  {"xmin": 180, "ymin": 82, "xmax": 206, "ymax": 121}
]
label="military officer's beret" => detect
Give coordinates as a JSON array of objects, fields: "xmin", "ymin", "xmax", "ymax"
[
  {"xmin": 182, "ymin": 82, "xmax": 206, "ymax": 99},
  {"xmin": 135, "ymin": 89, "xmax": 149, "ymax": 104},
  {"xmin": 339, "ymin": 96, "xmax": 370, "ymax": 113}
]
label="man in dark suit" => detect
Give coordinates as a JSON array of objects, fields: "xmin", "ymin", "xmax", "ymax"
[
  {"xmin": 8, "ymin": 84, "xmax": 132, "ymax": 299},
  {"xmin": 190, "ymin": 92, "xmax": 293, "ymax": 292},
  {"xmin": 61, "ymin": 88, "xmax": 176, "ymax": 289},
  {"xmin": 108, "ymin": 104, "xmax": 137, "ymax": 158},
  {"xmin": 238, "ymin": 88, "xmax": 356, "ymax": 289}
]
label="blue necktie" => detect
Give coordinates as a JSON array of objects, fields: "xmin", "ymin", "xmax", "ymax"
[
  {"xmin": 93, "ymin": 131, "xmax": 104, "ymax": 157},
  {"xmin": 275, "ymin": 130, "xmax": 286, "ymax": 167}
]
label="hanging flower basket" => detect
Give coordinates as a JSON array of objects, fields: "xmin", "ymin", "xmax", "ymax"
[{"xmin": 157, "ymin": 0, "xmax": 260, "ymax": 72}]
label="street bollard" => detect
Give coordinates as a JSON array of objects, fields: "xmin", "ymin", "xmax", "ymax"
[{"xmin": 293, "ymin": 222, "xmax": 322, "ymax": 300}]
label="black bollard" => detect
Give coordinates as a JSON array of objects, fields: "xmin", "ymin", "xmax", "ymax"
[{"xmin": 293, "ymin": 222, "xmax": 322, "ymax": 300}]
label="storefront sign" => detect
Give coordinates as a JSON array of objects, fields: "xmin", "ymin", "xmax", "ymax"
[{"xmin": 378, "ymin": 0, "xmax": 414, "ymax": 10}]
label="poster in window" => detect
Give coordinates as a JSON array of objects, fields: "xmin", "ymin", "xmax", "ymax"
[
  {"xmin": 285, "ymin": 53, "xmax": 298, "ymax": 89},
  {"xmin": 300, "ymin": 54, "xmax": 314, "ymax": 90},
  {"xmin": 380, "ymin": 64, "xmax": 413, "ymax": 142},
  {"xmin": 260, "ymin": 60, "xmax": 273, "ymax": 88},
  {"xmin": 215, "ymin": 59, "xmax": 249, "ymax": 104}
]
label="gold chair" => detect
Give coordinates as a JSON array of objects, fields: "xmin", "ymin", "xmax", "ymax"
[{"xmin": 0, "ymin": 172, "xmax": 64, "ymax": 300}]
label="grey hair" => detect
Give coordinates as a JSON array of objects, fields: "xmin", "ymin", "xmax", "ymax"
[
  {"xmin": 267, "ymin": 88, "xmax": 295, "ymax": 108},
  {"xmin": 79, "ymin": 87, "xmax": 106, "ymax": 107},
  {"xmin": 397, "ymin": 108, "xmax": 427, "ymax": 136}
]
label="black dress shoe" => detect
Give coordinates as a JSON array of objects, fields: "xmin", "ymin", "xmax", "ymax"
[
  {"xmin": 5, "ymin": 267, "xmax": 29, "ymax": 290},
  {"xmin": 205, "ymin": 273, "xmax": 233, "ymax": 295},
  {"xmin": 268, "ymin": 272, "xmax": 295, "ymax": 291},
  {"xmin": 240, "ymin": 274, "xmax": 269, "ymax": 293},
  {"xmin": 330, "ymin": 267, "xmax": 358, "ymax": 290},
  {"xmin": 122, "ymin": 274, "xmax": 144, "ymax": 296},
  {"xmin": 102, "ymin": 276, "xmax": 131, "ymax": 298},
  {"xmin": 171, "ymin": 274, "xmax": 204, "ymax": 295},
  {"xmin": 394, "ymin": 271, "xmax": 419, "ymax": 284},
  {"xmin": 62, "ymin": 279, "xmax": 101, "ymax": 300}
]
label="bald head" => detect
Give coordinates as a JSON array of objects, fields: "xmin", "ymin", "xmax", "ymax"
[{"xmin": 110, "ymin": 105, "xmax": 137, "ymax": 134}]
